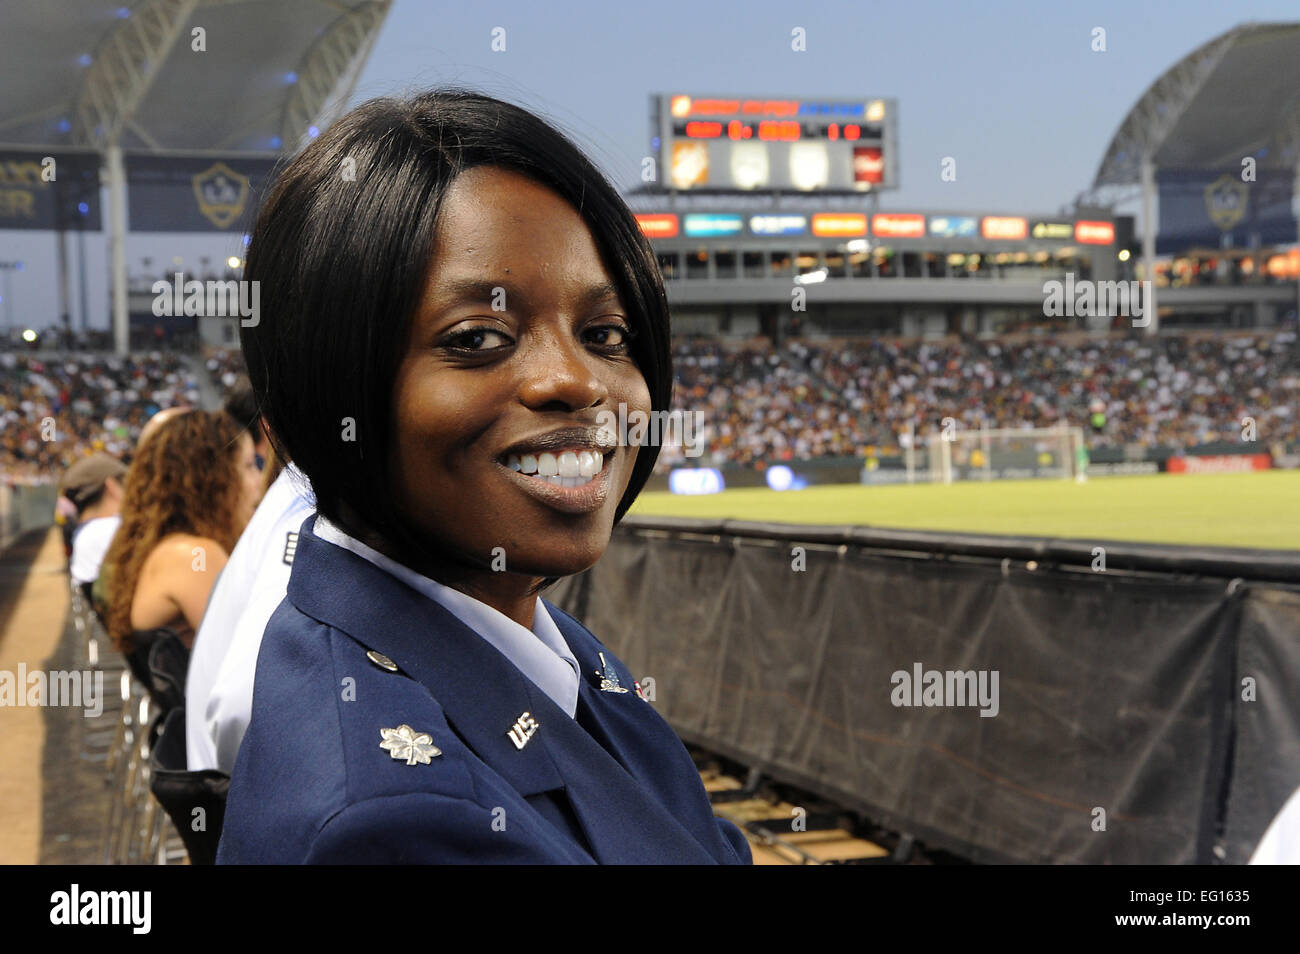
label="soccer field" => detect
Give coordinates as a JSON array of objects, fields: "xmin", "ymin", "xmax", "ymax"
[{"xmin": 629, "ymin": 470, "xmax": 1300, "ymax": 550}]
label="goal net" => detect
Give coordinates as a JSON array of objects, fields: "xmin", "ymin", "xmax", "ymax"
[{"xmin": 903, "ymin": 423, "xmax": 1087, "ymax": 484}]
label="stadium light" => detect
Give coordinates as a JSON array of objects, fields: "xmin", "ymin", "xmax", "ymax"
[
  {"xmin": 22, "ymin": 329, "xmax": 37, "ymax": 342},
  {"xmin": 227, "ymin": 256, "xmax": 241, "ymax": 269}
]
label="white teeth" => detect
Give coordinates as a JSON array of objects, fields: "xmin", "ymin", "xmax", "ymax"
[{"xmin": 502, "ymin": 448, "xmax": 604, "ymax": 487}]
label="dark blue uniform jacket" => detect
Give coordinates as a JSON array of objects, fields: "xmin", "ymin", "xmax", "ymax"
[{"xmin": 217, "ymin": 516, "xmax": 752, "ymax": 865}]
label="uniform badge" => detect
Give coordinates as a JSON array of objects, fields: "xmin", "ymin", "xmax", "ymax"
[
  {"xmin": 507, "ymin": 711, "xmax": 539, "ymax": 750},
  {"xmin": 596, "ymin": 651, "xmax": 629, "ymax": 693},
  {"xmin": 379, "ymin": 724, "xmax": 441, "ymax": 765}
]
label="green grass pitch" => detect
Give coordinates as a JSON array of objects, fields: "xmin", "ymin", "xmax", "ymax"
[{"xmin": 629, "ymin": 470, "xmax": 1300, "ymax": 550}]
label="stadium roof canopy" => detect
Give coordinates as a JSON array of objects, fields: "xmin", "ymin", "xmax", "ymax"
[
  {"xmin": 1088, "ymin": 21, "xmax": 1300, "ymax": 203},
  {"xmin": 0, "ymin": 0, "xmax": 391, "ymax": 155}
]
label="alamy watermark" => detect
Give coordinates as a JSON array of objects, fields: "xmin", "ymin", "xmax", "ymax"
[
  {"xmin": 1042, "ymin": 272, "xmax": 1152, "ymax": 328},
  {"xmin": 0, "ymin": 665, "xmax": 103, "ymax": 718},
  {"xmin": 151, "ymin": 271, "xmax": 260, "ymax": 326},
  {"xmin": 595, "ymin": 403, "xmax": 705, "ymax": 458},
  {"xmin": 50, "ymin": 884, "xmax": 150, "ymax": 934},
  {"xmin": 891, "ymin": 662, "xmax": 999, "ymax": 717}
]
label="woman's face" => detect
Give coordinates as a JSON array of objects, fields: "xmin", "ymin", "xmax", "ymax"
[
  {"xmin": 233, "ymin": 432, "xmax": 262, "ymax": 529},
  {"xmin": 389, "ymin": 166, "xmax": 652, "ymax": 581}
]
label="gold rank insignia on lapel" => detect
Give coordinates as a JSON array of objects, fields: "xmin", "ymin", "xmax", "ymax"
[
  {"xmin": 596, "ymin": 651, "xmax": 629, "ymax": 693},
  {"xmin": 379, "ymin": 724, "xmax": 441, "ymax": 765},
  {"xmin": 507, "ymin": 711, "xmax": 539, "ymax": 750}
]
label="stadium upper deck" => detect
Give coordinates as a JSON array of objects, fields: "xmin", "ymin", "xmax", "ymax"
[{"xmin": 626, "ymin": 197, "xmax": 1296, "ymax": 336}]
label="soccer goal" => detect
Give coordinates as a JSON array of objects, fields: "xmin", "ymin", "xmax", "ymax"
[{"xmin": 903, "ymin": 422, "xmax": 1088, "ymax": 484}]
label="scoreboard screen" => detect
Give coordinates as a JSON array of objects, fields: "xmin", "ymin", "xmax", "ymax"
[{"xmin": 651, "ymin": 93, "xmax": 898, "ymax": 193}]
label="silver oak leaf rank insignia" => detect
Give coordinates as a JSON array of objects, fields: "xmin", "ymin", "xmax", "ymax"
[{"xmin": 379, "ymin": 724, "xmax": 442, "ymax": 765}]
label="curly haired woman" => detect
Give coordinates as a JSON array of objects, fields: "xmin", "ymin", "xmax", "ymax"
[{"xmin": 101, "ymin": 410, "xmax": 263, "ymax": 681}]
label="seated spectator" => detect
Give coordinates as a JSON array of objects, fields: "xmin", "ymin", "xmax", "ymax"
[
  {"xmin": 186, "ymin": 457, "xmax": 315, "ymax": 772},
  {"xmin": 60, "ymin": 452, "xmax": 128, "ymax": 604},
  {"xmin": 100, "ymin": 411, "xmax": 263, "ymax": 684},
  {"xmin": 223, "ymin": 376, "xmax": 272, "ymax": 470}
]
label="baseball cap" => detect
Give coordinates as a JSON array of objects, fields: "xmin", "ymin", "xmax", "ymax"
[{"xmin": 62, "ymin": 453, "xmax": 127, "ymax": 511}]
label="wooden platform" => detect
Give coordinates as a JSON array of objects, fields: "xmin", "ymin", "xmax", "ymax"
[{"xmin": 700, "ymin": 764, "xmax": 889, "ymax": 865}]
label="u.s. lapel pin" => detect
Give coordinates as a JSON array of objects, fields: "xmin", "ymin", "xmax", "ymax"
[
  {"xmin": 595, "ymin": 651, "xmax": 629, "ymax": 693},
  {"xmin": 507, "ymin": 711, "xmax": 539, "ymax": 750},
  {"xmin": 379, "ymin": 724, "xmax": 441, "ymax": 765}
]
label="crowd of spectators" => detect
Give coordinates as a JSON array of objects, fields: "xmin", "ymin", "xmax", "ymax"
[
  {"xmin": 1, "ymin": 352, "xmax": 200, "ymax": 484},
  {"xmin": 802, "ymin": 332, "xmax": 1299, "ymax": 453},
  {"xmin": 6, "ymin": 332, "xmax": 1298, "ymax": 483},
  {"xmin": 659, "ymin": 339, "xmax": 868, "ymax": 469},
  {"xmin": 654, "ymin": 331, "xmax": 1300, "ymax": 470},
  {"xmin": 205, "ymin": 348, "xmax": 247, "ymax": 391}
]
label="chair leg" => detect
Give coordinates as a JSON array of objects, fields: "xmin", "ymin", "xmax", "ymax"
[{"xmin": 101, "ymin": 677, "xmax": 139, "ymax": 864}]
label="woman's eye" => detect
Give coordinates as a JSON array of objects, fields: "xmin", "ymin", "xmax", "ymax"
[
  {"xmin": 445, "ymin": 327, "xmax": 512, "ymax": 351},
  {"xmin": 586, "ymin": 324, "xmax": 632, "ymax": 349}
]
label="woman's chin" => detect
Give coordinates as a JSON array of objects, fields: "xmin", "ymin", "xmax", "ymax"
[{"xmin": 507, "ymin": 540, "xmax": 609, "ymax": 580}]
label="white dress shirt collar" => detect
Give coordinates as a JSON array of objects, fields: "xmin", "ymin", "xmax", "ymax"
[{"xmin": 311, "ymin": 515, "xmax": 580, "ymax": 718}]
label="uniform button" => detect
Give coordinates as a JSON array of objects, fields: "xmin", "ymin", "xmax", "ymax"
[{"xmin": 366, "ymin": 650, "xmax": 399, "ymax": 672}]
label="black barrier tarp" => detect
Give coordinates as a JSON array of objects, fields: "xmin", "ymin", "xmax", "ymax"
[
  {"xmin": 1223, "ymin": 585, "xmax": 1300, "ymax": 863},
  {"xmin": 552, "ymin": 529, "xmax": 1271, "ymax": 864}
]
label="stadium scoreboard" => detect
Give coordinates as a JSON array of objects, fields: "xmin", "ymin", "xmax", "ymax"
[{"xmin": 651, "ymin": 94, "xmax": 899, "ymax": 193}]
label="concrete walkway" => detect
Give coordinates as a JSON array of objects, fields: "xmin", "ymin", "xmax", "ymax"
[{"xmin": 0, "ymin": 529, "xmax": 68, "ymax": 863}]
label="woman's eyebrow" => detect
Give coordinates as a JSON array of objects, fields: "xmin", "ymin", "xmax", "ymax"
[{"xmin": 431, "ymin": 277, "xmax": 623, "ymax": 313}]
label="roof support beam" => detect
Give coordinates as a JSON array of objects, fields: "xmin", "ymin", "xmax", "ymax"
[
  {"xmin": 1091, "ymin": 29, "xmax": 1237, "ymax": 190},
  {"xmin": 280, "ymin": 0, "xmax": 392, "ymax": 153},
  {"xmin": 71, "ymin": 0, "xmax": 200, "ymax": 150}
]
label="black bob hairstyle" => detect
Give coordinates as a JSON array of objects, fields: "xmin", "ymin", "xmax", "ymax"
[{"xmin": 239, "ymin": 88, "xmax": 672, "ymax": 571}]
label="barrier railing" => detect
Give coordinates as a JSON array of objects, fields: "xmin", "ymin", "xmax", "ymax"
[
  {"xmin": 0, "ymin": 482, "xmax": 57, "ymax": 551},
  {"xmin": 549, "ymin": 516, "xmax": 1300, "ymax": 864}
]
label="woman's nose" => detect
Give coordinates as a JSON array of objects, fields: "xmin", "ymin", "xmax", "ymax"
[{"xmin": 517, "ymin": 332, "xmax": 608, "ymax": 411}]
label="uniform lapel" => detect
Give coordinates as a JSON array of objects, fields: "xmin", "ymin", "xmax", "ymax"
[
  {"xmin": 287, "ymin": 518, "xmax": 720, "ymax": 863},
  {"xmin": 287, "ymin": 517, "xmax": 563, "ymax": 798},
  {"xmin": 547, "ymin": 601, "xmax": 742, "ymax": 864}
]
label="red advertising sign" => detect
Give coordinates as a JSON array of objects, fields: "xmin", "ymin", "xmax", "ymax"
[
  {"xmin": 1166, "ymin": 453, "xmax": 1272, "ymax": 474},
  {"xmin": 871, "ymin": 212, "xmax": 925, "ymax": 238},
  {"xmin": 853, "ymin": 147, "xmax": 884, "ymax": 184},
  {"xmin": 1075, "ymin": 220, "xmax": 1116, "ymax": 244},
  {"xmin": 634, "ymin": 213, "xmax": 679, "ymax": 238}
]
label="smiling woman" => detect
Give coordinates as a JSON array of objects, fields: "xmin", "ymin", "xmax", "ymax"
[{"xmin": 217, "ymin": 88, "xmax": 751, "ymax": 865}]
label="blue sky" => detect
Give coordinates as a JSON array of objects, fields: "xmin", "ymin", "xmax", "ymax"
[
  {"xmin": 351, "ymin": 0, "xmax": 1297, "ymax": 210},
  {"xmin": 3, "ymin": 0, "xmax": 1298, "ymax": 330}
]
